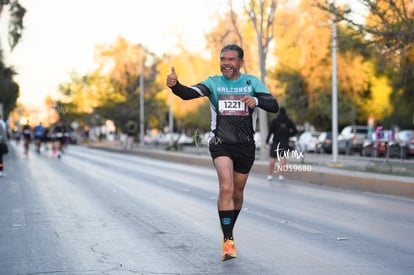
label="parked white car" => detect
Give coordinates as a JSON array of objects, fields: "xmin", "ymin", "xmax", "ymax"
[{"xmin": 297, "ymin": 131, "xmax": 320, "ymax": 152}]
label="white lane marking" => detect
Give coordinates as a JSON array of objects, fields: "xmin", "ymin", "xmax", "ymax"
[{"xmin": 11, "ymin": 208, "xmax": 26, "ymax": 228}]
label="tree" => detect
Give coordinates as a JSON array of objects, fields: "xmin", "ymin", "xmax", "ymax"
[
  {"xmin": 272, "ymin": 0, "xmax": 333, "ymax": 128},
  {"xmin": 0, "ymin": 59, "xmax": 19, "ymax": 119},
  {"xmin": 318, "ymin": 0, "xmax": 414, "ymax": 55},
  {"xmin": 319, "ymin": 0, "xmax": 414, "ymax": 128},
  {"xmin": 271, "ymin": 0, "xmax": 393, "ymax": 130},
  {"xmin": 180, "ymin": 100, "xmax": 211, "ymax": 131},
  {"xmin": 57, "ymin": 37, "xmax": 169, "ymax": 135},
  {"xmin": 0, "ymin": 1, "xmax": 26, "ymax": 120},
  {"xmin": 243, "ymin": 0, "xmax": 278, "ymax": 159},
  {"xmin": 155, "ymin": 44, "xmax": 216, "ymax": 133},
  {"xmin": 57, "ymin": 71, "xmax": 113, "ymax": 128},
  {"xmin": 94, "ymin": 37, "xmax": 169, "ymax": 134},
  {"xmin": 7, "ymin": 0, "xmax": 26, "ymax": 50},
  {"xmin": 0, "ymin": 0, "xmax": 26, "ymax": 51},
  {"xmin": 274, "ymin": 70, "xmax": 309, "ymax": 125}
]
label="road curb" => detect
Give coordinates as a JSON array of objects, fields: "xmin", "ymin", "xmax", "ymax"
[
  {"xmin": 90, "ymin": 145, "xmax": 414, "ymax": 200},
  {"xmin": 259, "ymin": 166, "xmax": 414, "ymax": 199}
]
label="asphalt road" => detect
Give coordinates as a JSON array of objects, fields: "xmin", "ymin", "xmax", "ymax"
[{"xmin": 1, "ymin": 143, "xmax": 413, "ymax": 275}]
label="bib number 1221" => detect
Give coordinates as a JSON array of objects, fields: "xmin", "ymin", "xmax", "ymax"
[{"xmin": 218, "ymin": 94, "xmax": 249, "ymax": 116}]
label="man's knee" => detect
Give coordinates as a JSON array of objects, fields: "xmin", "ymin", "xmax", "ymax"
[
  {"xmin": 232, "ymin": 191, "xmax": 243, "ymax": 202},
  {"xmin": 219, "ymin": 183, "xmax": 234, "ymax": 196}
]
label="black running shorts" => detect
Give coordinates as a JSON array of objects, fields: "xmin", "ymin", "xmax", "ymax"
[{"xmin": 209, "ymin": 141, "xmax": 256, "ymax": 174}]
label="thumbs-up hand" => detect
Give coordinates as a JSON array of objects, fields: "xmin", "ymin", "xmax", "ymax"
[{"xmin": 166, "ymin": 66, "xmax": 178, "ymax": 87}]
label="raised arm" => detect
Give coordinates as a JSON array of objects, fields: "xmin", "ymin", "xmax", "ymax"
[
  {"xmin": 166, "ymin": 66, "xmax": 208, "ymax": 100},
  {"xmin": 166, "ymin": 66, "xmax": 178, "ymax": 88}
]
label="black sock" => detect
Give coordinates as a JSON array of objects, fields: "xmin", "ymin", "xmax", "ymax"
[
  {"xmin": 219, "ymin": 210, "xmax": 235, "ymax": 241},
  {"xmin": 233, "ymin": 209, "xmax": 241, "ymax": 225},
  {"xmin": 231, "ymin": 209, "xmax": 241, "ymax": 240}
]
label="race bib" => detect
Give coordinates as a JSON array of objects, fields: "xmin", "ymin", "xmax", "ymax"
[{"xmin": 218, "ymin": 95, "xmax": 249, "ymax": 116}]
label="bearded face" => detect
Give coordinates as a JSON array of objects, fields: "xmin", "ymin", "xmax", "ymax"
[{"xmin": 220, "ymin": 50, "xmax": 243, "ymax": 80}]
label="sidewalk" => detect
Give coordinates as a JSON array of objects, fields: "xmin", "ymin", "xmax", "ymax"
[{"xmin": 89, "ymin": 142, "xmax": 414, "ymax": 200}]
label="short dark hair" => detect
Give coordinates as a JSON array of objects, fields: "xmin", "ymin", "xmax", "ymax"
[
  {"xmin": 279, "ymin": 107, "xmax": 286, "ymax": 114},
  {"xmin": 220, "ymin": 44, "xmax": 244, "ymax": 59}
]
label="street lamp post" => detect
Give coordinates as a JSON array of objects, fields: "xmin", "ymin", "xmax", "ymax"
[
  {"xmin": 331, "ymin": 1, "xmax": 339, "ymax": 165},
  {"xmin": 139, "ymin": 49, "xmax": 145, "ymax": 146},
  {"xmin": 169, "ymin": 90, "xmax": 173, "ymax": 133}
]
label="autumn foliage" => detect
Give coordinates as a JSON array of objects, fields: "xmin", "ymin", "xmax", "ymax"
[{"xmin": 53, "ymin": 0, "xmax": 413, "ymax": 134}]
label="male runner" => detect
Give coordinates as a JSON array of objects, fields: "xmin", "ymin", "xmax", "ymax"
[
  {"xmin": 22, "ymin": 120, "xmax": 32, "ymax": 157},
  {"xmin": 51, "ymin": 120, "xmax": 65, "ymax": 159},
  {"xmin": 166, "ymin": 44, "xmax": 279, "ymax": 261},
  {"xmin": 34, "ymin": 122, "xmax": 45, "ymax": 153}
]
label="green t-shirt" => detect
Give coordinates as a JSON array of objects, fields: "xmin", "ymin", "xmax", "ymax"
[
  {"xmin": 201, "ymin": 74, "xmax": 270, "ymax": 111},
  {"xmin": 200, "ymin": 74, "xmax": 270, "ymax": 144}
]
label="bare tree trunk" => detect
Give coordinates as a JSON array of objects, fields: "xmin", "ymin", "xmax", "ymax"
[
  {"xmin": 244, "ymin": 0, "xmax": 278, "ymax": 160},
  {"xmin": 257, "ymin": 36, "xmax": 270, "ymax": 160}
]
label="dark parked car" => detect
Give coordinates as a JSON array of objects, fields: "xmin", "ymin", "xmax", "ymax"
[
  {"xmin": 338, "ymin": 125, "xmax": 369, "ymax": 155},
  {"xmin": 387, "ymin": 130, "xmax": 414, "ymax": 159},
  {"xmin": 316, "ymin": 132, "xmax": 332, "ymax": 154}
]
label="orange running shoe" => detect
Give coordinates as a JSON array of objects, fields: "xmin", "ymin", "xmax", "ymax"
[{"xmin": 221, "ymin": 239, "xmax": 237, "ymax": 261}]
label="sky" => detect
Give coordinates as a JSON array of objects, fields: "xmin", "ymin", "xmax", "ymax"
[
  {"xmin": 0, "ymin": 0, "xmax": 238, "ymax": 118},
  {"xmin": 0, "ymin": 0, "xmax": 366, "ymax": 122}
]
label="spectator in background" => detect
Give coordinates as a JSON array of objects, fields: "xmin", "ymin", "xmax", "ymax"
[
  {"xmin": 0, "ymin": 115, "xmax": 8, "ymax": 176},
  {"xmin": 125, "ymin": 120, "xmax": 137, "ymax": 149},
  {"xmin": 266, "ymin": 107, "xmax": 297, "ymax": 181},
  {"xmin": 83, "ymin": 125, "xmax": 90, "ymax": 144},
  {"xmin": 375, "ymin": 123, "xmax": 383, "ymax": 140}
]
